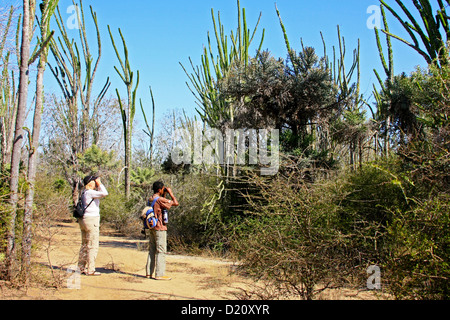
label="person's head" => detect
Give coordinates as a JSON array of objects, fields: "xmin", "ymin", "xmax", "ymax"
[
  {"xmin": 152, "ymin": 181, "xmax": 165, "ymax": 195},
  {"xmin": 84, "ymin": 175, "xmax": 98, "ymax": 190}
]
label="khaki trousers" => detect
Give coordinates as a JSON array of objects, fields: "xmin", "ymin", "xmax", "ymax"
[
  {"xmin": 146, "ymin": 230, "xmax": 167, "ymax": 278},
  {"xmin": 78, "ymin": 216, "xmax": 100, "ymax": 274}
]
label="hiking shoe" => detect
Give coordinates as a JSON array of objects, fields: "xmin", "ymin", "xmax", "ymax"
[{"xmin": 154, "ymin": 276, "xmax": 172, "ymax": 281}]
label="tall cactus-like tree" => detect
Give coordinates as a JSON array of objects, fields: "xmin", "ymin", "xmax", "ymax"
[
  {"xmin": 108, "ymin": 26, "xmax": 139, "ymax": 199},
  {"xmin": 0, "ymin": 5, "xmax": 17, "ymax": 171},
  {"xmin": 22, "ymin": 0, "xmax": 59, "ymax": 283},
  {"xmin": 50, "ymin": 0, "xmax": 110, "ymax": 152},
  {"xmin": 373, "ymin": 3, "xmax": 395, "ymax": 157},
  {"xmin": 277, "ymin": 5, "xmax": 367, "ymax": 166},
  {"xmin": 329, "ymin": 27, "xmax": 369, "ymax": 169},
  {"xmin": 140, "ymin": 86, "xmax": 156, "ymax": 166},
  {"xmin": 6, "ymin": 0, "xmax": 36, "ymax": 281},
  {"xmin": 371, "ymin": 1, "xmax": 449, "ymax": 156},
  {"xmin": 379, "ymin": 0, "xmax": 450, "ymax": 68},
  {"xmin": 48, "ymin": 0, "xmax": 110, "ymax": 206},
  {"xmin": 181, "ymin": 0, "xmax": 265, "ymax": 129}
]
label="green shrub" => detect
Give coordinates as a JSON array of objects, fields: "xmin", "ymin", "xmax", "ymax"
[
  {"xmin": 228, "ymin": 156, "xmax": 449, "ymax": 299},
  {"xmin": 231, "ymin": 167, "xmax": 359, "ymax": 300},
  {"xmin": 100, "ymin": 184, "xmax": 133, "ymax": 232},
  {"xmin": 0, "ymin": 171, "xmax": 11, "ymax": 262},
  {"xmin": 386, "ymin": 194, "xmax": 450, "ymax": 299},
  {"xmin": 336, "ymin": 159, "xmax": 413, "ymax": 263},
  {"xmin": 164, "ymin": 173, "xmax": 228, "ymax": 252}
]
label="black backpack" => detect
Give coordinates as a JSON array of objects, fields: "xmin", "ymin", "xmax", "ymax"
[{"xmin": 73, "ymin": 191, "xmax": 94, "ymax": 219}]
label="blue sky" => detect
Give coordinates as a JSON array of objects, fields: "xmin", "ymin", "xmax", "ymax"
[{"xmin": 41, "ymin": 0, "xmax": 428, "ymax": 127}]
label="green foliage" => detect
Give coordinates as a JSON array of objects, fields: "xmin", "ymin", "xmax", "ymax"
[
  {"xmin": 379, "ymin": 0, "xmax": 450, "ymax": 68},
  {"xmin": 33, "ymin": 173, "xmax": 71, "ymax": 219},
  {"xmin": 339, "ymin": 161, "xmax": 411, "ymax": 228},
  {"xmin": 331, "ymin": 108, "xmax": 369, "ymax": 149},
  {"xmin": 77, "ymin": 144, "xmax": 120, "ymax": 177},
  {"xmin": 108, "ymin": 24, "xmax": 140, "ymax": 199},
  {"xmin": 181, "ymin": 0, "xmax": 265, "ymax": 128},
  {"xmin": 394, "ymin": 56, "xmax": 450, "ymax": 194},
  {"xmin": 52, "ymin": 178, "xmax": 68, "ymax": 192},
  {"xmin": 386, "ymin": 195, "xmax": 450, "ymax": 299},
  {"xmin": 0, "ymin": 171, "xmax": 11, "ymax": 259},
  {"xmin": 130, "ymin": 167, "xmax": 155, "ymax": 186},
  {"xmin": 165, "ymin": 174, "xmax": 230, "ymax": 252},
  {"xmin": 335, "ymin": 159, "xmax": 414, "ymax": 268},
  {"xmin": 231, "ymin": 166, "xmax": 356, "ymax": 300},
  {"xmin": 99, "ymin": 184, "xmax": 130, "ymax": 232}
]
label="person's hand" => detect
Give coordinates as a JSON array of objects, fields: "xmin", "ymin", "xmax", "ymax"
[
  {"xmin": 95, "ymin": 178, "xmax": 102, "ymax": 186},
  {"xmin": 165, "ymin": 187, "xmax": 179, "ymax": 206}
]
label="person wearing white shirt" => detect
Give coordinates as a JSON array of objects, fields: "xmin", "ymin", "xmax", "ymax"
[{"xmin": 77, "ymin": 176, "xmax": 109, "ymax": 276}]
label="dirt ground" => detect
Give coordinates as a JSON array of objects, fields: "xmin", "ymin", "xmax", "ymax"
[
  {"xmin": 1, "ymin": 219, "xmax": 385, "ymax": 301},
  {"xmin": 4, "ymin": 220, "xmax": 249, "ymax": 300}
]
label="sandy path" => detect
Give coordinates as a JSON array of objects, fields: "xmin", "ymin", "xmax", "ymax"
[
  {"xmin": 28, "ymin": 220, "xmax": 248, "ymax": 300},
  {"xmin": 2, "ymin": 220, "xmax": 384, "ymax": 301}
]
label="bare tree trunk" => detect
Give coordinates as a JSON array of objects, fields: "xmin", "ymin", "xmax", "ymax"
[
  {"xmin": 125, "ymin": 86, "xmax": 132, "ymax": 198},
  {"xmin": 349, "ymin": 141, "xmax": 354, "ymax": 170},
  {"xmin": 21, "ymin": 66, "xmax": 44, "ymax": 281},
  {"xmin": 21, "ymin": 0, "xmax": 58, "ymax": 282},
  {"xmin": 6, "ymin": 0, "xmax": 35, "ymax": 280},
  {"xmin": 72, "ymin": 178, "xmax": 81, "ymax": 205},
  {"xmin": 359, "ymin": 136, "xmax": 363, "ymax": 169},
  {"xmin": 385, "ymin": 115, "xmax": 391, "ymax": 157},
  {"xmin": 149, "ymin": 92, "xmax": 155, "ymax": 165},
  {"xmin": 0, "ymin": 7, "xmax": 17, "ymax": 172},
  {"xmin": 0, "ymin": 96, "xmax": 17, "ymax": 171}
]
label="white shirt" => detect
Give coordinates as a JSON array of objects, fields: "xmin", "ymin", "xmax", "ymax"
[{"xmin": 83, "ymin": 184, "xmax": 109, "ymax": 218}]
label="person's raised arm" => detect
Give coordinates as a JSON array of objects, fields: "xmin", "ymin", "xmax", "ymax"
[
  {"xmin": 165, "ymin": 187, "xmax": 179, "ymax": 207},
  {"xmin": 90, "ymin": 178, "xmax": 108, "ymax": 198}
]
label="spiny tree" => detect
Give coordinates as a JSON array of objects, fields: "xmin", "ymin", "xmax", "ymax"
[
  {"xmin": 0, "ymin": 5, "xmax": 17, "ymax": 171},
  {"xmin": 380, "ymin": 0, "xmax": 450, "ymax": 69},
  {"xmin": 21, "ymin": 0, "xmax": 59, "ymax": 283},
  {"xmin": 130, "ymin": 167, "xmax": 155, "ymax": 186},
  {"xmin": 48, "ymin": 0, "xmax": 110, "ymax": 205},
  {"xmin": 5, "ymin": 0, "xmax": 36, "ymax": 281},
  {"xmin": 220, "ymin": 6, "xmax": 366, "ymax": 169},
  {"xmin": 181, "ymin": 0, "xmax": 265, "ymax": 130},
  {"xmin": 180, "ymin": 0, "xmax": 265, "ymax": 180},
  {"xmin": 0, "ymin": 4, "xmax": 17, "ymax": 278},
  {"xmin": 77, "ymin": 144, "xmax": 120, "ymax": 178},
  {"xmin": 108, "ymin": 26, "xmax": 139, "ymax": 199},
  {"xmin": 218, "ymin": 50, "xmax": 287, "ymax": 130},
  {"xmin": 373, "ymin": 0, "xmax": 450, "ymax": 156},
  {"xmin": 140, "ymin": 86, "xmax": 156, "ymax": 166},
  {"xmin": 276, "ymin": 6, "xmax": 364, "ymax": 160},
  {"xmin": 373, "ymin": 3, "xmax": 395, "ymax": 157},
  {"xmin": 327, "ymin": 27, "xmax": 371, "ymax": 169}
]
